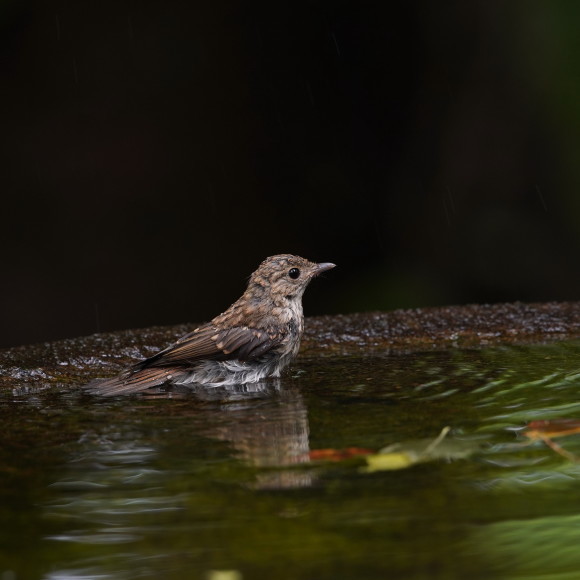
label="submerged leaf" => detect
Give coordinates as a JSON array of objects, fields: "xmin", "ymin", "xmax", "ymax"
[
  {"xmin": 206, "ymin": 571, "xmax": 243, "ymax": 580},
  {"xmin": 362, "ymin": 427, "xmax": 481, "ymax": 472},
  {"xmin": 523, "ymin": 419, "xmax": 580, "ymax": 462},
  {"xmin": 308, "ymin": 447, "xmax": 373, "ymax": 462},
  {"xmin": 363, "ymin": 451, "xmax": 417, "ymax": 472},
  {"xmin": 524, "ymin": 419, "xmax": 580, "ymax": 439}
]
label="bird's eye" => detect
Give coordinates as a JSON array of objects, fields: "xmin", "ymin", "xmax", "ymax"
[{"xmin": 288, "ymin": 268, "xmax": 300, "ymax": 279}]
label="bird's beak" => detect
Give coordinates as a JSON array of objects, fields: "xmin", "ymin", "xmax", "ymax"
[{"xmin": 314, "ymin": 262, "xmax": 336, "ymax": 276}]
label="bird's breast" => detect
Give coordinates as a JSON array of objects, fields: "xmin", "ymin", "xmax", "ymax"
[{"xmin": 270, "ymin": 303, "xmax": 302, "ymax": 324}]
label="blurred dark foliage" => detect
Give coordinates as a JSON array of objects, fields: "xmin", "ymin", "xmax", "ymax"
[{"xmin": 1, "ymin": 0, "xmax": 580, "ymax": 347}]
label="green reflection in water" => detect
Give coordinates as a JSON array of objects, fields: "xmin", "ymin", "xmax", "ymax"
[{"xmin": 2, "ymin": 341, "xmax": 580, "ymax": 579}]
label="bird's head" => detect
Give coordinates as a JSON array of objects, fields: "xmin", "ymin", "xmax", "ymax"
[{"xmin": 248, "ymin": 254, "xmax": 336, "ymax": 302}]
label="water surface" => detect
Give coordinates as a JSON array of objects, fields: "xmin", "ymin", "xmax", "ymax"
[{"xmin": 3, "ymin": 341, "xmax": 580, "ymax": 579}]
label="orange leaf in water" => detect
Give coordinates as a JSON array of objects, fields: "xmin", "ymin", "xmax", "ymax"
[
  {"xmin": 523, "ymin": 419, "xmax": 580, "ymax": 462},
  {"xmin": 308, "ymin": 447, "xmax": 374, "ymax": 462},
  {"xmin": 524, "ymin": 419, "xmax": 580, "ymax": 440}
]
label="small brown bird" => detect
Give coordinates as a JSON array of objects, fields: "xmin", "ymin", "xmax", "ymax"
[{"xmin": 85, "ymin": 254, "xmax": 335, "ymax": 396}]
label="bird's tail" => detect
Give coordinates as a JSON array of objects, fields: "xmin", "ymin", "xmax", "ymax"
[{"xmin": 84, "ymin": 366, "xmax": 181, "ymax": 397}]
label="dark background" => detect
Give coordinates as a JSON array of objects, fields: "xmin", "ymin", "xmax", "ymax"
[{"xmin": 2, "ymin": 0, "xmax": 580, "ymax": 348}]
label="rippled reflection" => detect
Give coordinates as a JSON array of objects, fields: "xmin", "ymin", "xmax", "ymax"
[{"xmin": 3, "ymin": 343, "xmax": 580, "ymax": 578}]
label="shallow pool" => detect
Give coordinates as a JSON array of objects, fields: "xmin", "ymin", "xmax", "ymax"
[{"xmin": 2, "ymin": 341, "xmax": 580, "ymax": 579}]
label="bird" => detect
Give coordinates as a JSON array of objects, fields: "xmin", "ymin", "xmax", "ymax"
[{"xmin": 85, "ymin": 254, "xmax": 335, "ymax": 396}]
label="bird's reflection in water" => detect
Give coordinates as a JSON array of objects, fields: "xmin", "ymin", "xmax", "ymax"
[
  {"xmin": 144, "ymin": 378, "xmax": 315, "ymax": 489},
  {"xmin": 45, "ymin": 378, "xmax": 315, "ymax": 558}
]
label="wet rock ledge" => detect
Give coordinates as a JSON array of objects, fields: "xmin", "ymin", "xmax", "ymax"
[
  {"xmin": 1, "ymin": 301, "xmax": 580, "ymax": 390},
  {"xmin": 301, "ymin": 301, "xmax": 580, "ymax": 354}
]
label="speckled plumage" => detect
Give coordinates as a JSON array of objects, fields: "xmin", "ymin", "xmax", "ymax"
[{"xmin": 85, "ymin": 254, "xmax": 335, "ymax": 396}]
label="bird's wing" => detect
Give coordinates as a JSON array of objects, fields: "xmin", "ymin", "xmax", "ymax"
[
  {"xmin": 137, "ymin": 324, "xmax": 284, "ymax": 369},
  {"xmin": 84, "ymin": 325, "xmax": 285, "ymax": 397}
]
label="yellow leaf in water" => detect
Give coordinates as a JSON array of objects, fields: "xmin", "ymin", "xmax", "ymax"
[
  {"xmin": 206, "ymin": 571, "xmax": 243, "ymax": 580},
  {"xmin": 361, "ymin": 451, "xmax": 417, "ymax": 472},
  {"xmin": 360, "ymin": 427, "xmax": 480, "ymax": 472}
]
